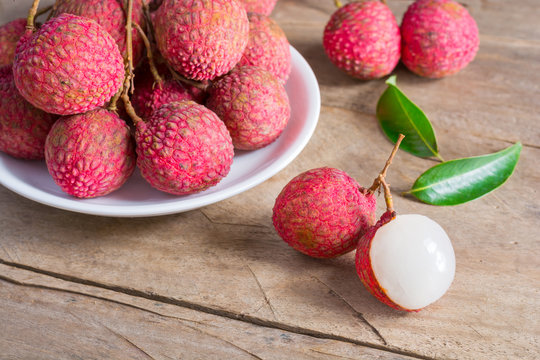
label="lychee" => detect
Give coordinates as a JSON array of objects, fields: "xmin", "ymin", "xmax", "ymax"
[
  {"xmin": 239, "ymin": 0, "xmax": 278, "ymax": 16},
  {"xmin": 237, "ymin": 13, "xmax": 291, "ymax": 84},
  {"xmin": 323, "ymin": 1, "xmax": 401, "ymax": 80},
  {"xmin": 206, "ymin": 66, "xmax": 290, "ymax": 150},
  {"xmin": 272, "ymin": 167, "xmax": 377, "ymax": 258},
  {"xmin": 13, "ymin": 13, "xmax": 124, "ymax": 115},
  {"xmin": 52, "ymin": 0, "xmax": 146, "ymax": 64},
  {"xmin": 44, "ymin": 108, "xmax": 136, "ymax": 198},
  {"xmin": 401, "ymin": 0, "xmax": 479, "ymax": 78},
  {"xmin": 153, "ymin": 0, "xmax": 249, "ymax": 81},
  {"xmin": 0, "ymin": 65, "xmax": 57, "ymax": 159},
  {"xmin": 135, "ymin": 100, "xmax": 234, "ymax": 195},
  {"xmin": 0, "ymin": 18, "xmax": 26, "ymax": 66}
]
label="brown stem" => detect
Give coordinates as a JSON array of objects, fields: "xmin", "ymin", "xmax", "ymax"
[
  {"xmin": 142, "ymin": 2, "xmax": 156, "ymax": 38},
  {"xmin": 26, "ymin": 0, "xmax": 41, "ymax": 32},
  {"xmin": 380, "ymin": 177, "xmax": 394, "ymax": 213},
  {"xmin": 124, "ymin": 0, "xmax": 135, "ymax": 94},
  {"xmin": 334, "ymin": 0, "xmax": 343, "ymax": 7},
  {"xmin": 108, "ymin": 87, "xmax": 122, "ymax": 112},
  {"xmin": 134, "ymin": 22, "xmax": 163, "ymax": 87},
  {"xmin": 35, "ymin": 5, "xmax": 52, "ymax": 19},
  {"xmin": 121, "ymin": 93, "xmax": 144, "ymax": 126},
  {"xmin": 166, "ymin": 63, "xmax": 211, "ymax": 91},
  {"xmin": 368, "ymin": 134, "xmax": 405, "ymax": 194}
]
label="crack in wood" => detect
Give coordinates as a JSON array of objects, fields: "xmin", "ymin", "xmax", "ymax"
[
  {"xmin": 309, "ymin": 347, "xmax": 358, "ymax": 360},
  {"xmin": 199, "ymin": 210, "xmax": 271, "ymax": 230},
  {"xmin": 246, "ymin": 264, "xmax": 279, "ymax": 321},
  {"xmin": 101, "ymin": 323, "xmax": 157, "ymax": 360}
]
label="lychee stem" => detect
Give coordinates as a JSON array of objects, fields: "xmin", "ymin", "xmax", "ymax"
[
  {"xmin": 166, "ymin": 63, "xmax": 211, "ymax": 92},
  {"xmin": 368, "ymin": 134, "xmax": 405, "ymax": 194},
  {"xmin": 26, "ymin": 0, "xmax": 41, "ymax": 32},
  {"xmin": 380, "ymin": 176, "xmax": 394, "ymax": 213},
  {"xmin": 124, "ymin": 0, "xmax": 135, "ymax": 95},
  {"xmin": 134, "ymin": 22, "xmax": 163, "ymax": 87},
  {"xmin": 334, "ymin": 0, "xmax": 343, "ymax": 8},
  {"xmin": 35, "ymin": 5, "xmax": 53, "ymax": 19}
]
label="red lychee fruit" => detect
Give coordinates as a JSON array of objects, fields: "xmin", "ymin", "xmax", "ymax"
[
  {"xmin": 206, "ymin": 66, "xmax": 290, "ymax": 150},
  {"xmin": 272, "ymin": 167, "xmax": 377, "ymax": 258},
  {"xmin": 323, "ymin": 1, "xmax": 401, "ymax": 80},
  {"xmin": 401, "ymin": 0, "xmax": 479, "ymax": 78},
  {"xmin": 135, "ymin": 101, "xmax": 234, "ymax": 195},
  {"xmin": 0, "ymin": 18, "xmax": 26, "ymax": 66},
  {"xmin": 13, "ymin": 14, "xmax": 124, "ymax": 116},
  {"xmin": 0, "ymin": 65, "xmax": 57, "ymax": 159},
  {"xmin": 52, "ymin": 0, "xmax": 146, "ymax": 64},
  {"xmin": 153, "ymin": 0, "xmax": 249, "ymax": 81},
  {"xmin": 44, "ymin": 109, "xmax": 136, "ymax": 198},
  {"xmin": 239, "ymin": 0, "xmax": 278, "ymax": 16},
  {"xmin": 237, "ymin": 13, "xmax": 291, "ymax": 84}
]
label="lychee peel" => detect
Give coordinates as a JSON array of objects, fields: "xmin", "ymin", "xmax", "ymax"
[
  {"xmin": 0, "ymin": 65, "xmax": 57, "ymax": 159},
  {"xmin": 323, "ymin": 1, "xmax": 401, "ymax": 80},
  {"xmin": 136, "ymin": 101, "xmax": 234, "ymax": 195},
  {"xmin": 153, "ymin": 0, "xmax": 249, "ymax": 81},
  {"xmin": 45, "ymin": 109, "xmax": 136, "ymax": 198},
  {"xmin": 272, "ymin": 167, "xmax": 377, "ymax": 258},
  {"xmin": 0, "ymin": 18, "xmax": 26, "ymax": 66},
  {"xmin": 13, "ymin": 13, "xmax": 125, "ymax": 115},
  {"xmin": 401, "ymin": 0, "xmax": 479, "ymax": 78},
  {"xmin": 206, "ymin": 66, "xmax": 290, "ymax": 150},
  {"xmin": 239, "ymin": 0, "xmax": 278, "ymax": 16},
  {"xmin": 238, "ymin": 13, "xmax": 291, "ymax": 83}
]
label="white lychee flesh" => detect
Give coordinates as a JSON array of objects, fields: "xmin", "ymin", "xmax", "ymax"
[{"xmin": 370, "ymin": 214, "xmax": 455, "ymax": 310}]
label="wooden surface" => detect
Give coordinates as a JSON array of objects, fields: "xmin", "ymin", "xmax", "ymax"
[{"xmin": 1, "ymin": 0, "xmax": 539, "ymax": 359}]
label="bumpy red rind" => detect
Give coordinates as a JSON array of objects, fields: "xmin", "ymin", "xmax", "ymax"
[{"xmin": 0, "ymin": 18, "xmax": 26, "ymax": 66}]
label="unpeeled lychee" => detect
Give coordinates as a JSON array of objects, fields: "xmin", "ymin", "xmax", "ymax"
[
  {"xmin": 206, "ymin": 66, "xmax": 290, "ymax": 150},
  {"xmin": 52, "ymin": 0, "xmax": 146, "ymax": 64},
  {"xmin": 237, "ymin": 13, "xmax": 291, "ymax": 84},
  {"xmin": 401, "ymin": 0, "xmax": 479, "ymax": 78},
  {"xmin": 153, "ymin": 0, "xmax": 249, "ymax": 81},
  {"xmin": 135, "ymin": 101, "xmax": 234, "ymax": 195},
  {"xmin": 239, "ymin": 0, "xmax": 278, "ymax": 16},
  {"xmin": 13, "ymin": 13, "xmax": 124, "ymax": 115},
  {"xmin": 0, "ymin": 18, "xmax": 26, "ymax": 66},
  {"xmin": 0, "ymin": 65, "xmax": 57, "ymax": 159},
  {"xmin": 272, "ymin": 168, "xmax": 377, "ymax": 258},
  {"xmin": 323, "ymin": 1, "xmax": 401, "ymax": 80},
  {"xmin": 44, "ymin": 109, "xmax": 136, "ymax": 198}
]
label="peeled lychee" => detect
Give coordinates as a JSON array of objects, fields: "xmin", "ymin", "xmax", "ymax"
[
  {"xmin": 52, "ymin": 0, "xmax": 146, "ymax": 64},
  {"xmin": 135, "ymin": 101, "xmax": 234, "ymax": 195},
  {"xmin": 356, "ymin": 212, "xmax": 456, "ymax": 311},
  {"xmin": 0, "ymin": 65, "xmax": 57, "ymax": 159},
  {"xmin": 153, "ymin": 0, "xmax": 249, "ymax": 81},
  {"xmin": 13, "ymin": 13, "xmax": 124, "ymax": 115},
  {"xmin": 44, "ymin": 109, "xmax": 136, "ymax": 198},
  {"xmin": 239, "ymin": 0, "xmax": 278, "ymax": 16},
  {"xmin": 401, "ymin": 0, "xmax": 479, "ymax": 78},
  {"xmin": 272, "ymin": 167, "xmax": 377, "ymax": 258},
  {"xmin": 323, "ymin": 1, "xmax": 401, "ymax": 80},
  {"xmin": 237, "ymin": 13, "xmax": 291, "ymax": 83},
  {"xmin": 0, "ymin": 18, "xmax": 26, "ymax": 66},
  {"xmin": 206, "ymin": 66, "xmax": 290, "ymax": 150}
]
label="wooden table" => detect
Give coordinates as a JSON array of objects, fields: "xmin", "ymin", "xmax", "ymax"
[{"xmin": 1, "ymin": 0, "xmax": 539, "ymax": 359}]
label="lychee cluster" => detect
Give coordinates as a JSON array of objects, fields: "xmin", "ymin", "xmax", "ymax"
[{"xmin": 0, "ymin": 0, "xmax": 291, "ymax": 198}]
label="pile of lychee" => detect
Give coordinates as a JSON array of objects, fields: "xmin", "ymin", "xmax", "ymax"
[{"xmin": 0, "ymin": 0, "xmax": 290, "ymax": 198}]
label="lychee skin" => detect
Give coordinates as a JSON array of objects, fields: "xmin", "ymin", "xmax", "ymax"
[
  {"xmin": 0, "ymin": 18, "xmax": 26, "ymax": 66},
  {"xmin": 52, "ymin": 0, "xmax": 146, "ymax": 64},
  {"xmin": 323, "ymin": 1, "xmax": 401, "ymax": 80},
  {"xmin": 401, "ymin": 0, "xmax": 479, "ymax": 78},
  {"xmin": 239, "ymin": 0, "xmax": 278, "ymax": 16},
  {"xmin": 237, "ymin": 13, "xmax": 291, "ymax": 84},
  {"xmin": 206, "ymin": 66, "xmax": 290, "ymax": 150},
  {"xmin": 13, "ymin": 14, "xmax": 125, "ymax": 115},
  {"xmin": 153, "ymin": 0, "xmax": 249, "ymax": 81},
  {"xmin": 136, "ymin": 101, "xmax": 234, "ymax": 195},
  {"xmin": 45, "ymin": 109, "xmax": 136, "ymax": 198},
  {"xmin": 272, "ymin": 168, "xmax": 377, "ymax": 258},
  {"xmin": 0, "ymin": 65, "xmax": 57, "ymax": 159}
]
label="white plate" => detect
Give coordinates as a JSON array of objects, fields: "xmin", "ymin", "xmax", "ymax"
[{"xmin": 0, "ymin": 47, "xmax": 321, "ymax": 217}]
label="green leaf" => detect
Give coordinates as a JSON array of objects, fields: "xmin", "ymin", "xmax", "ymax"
[
  {"xmin": 408, "ymin": 143, "xmax": 522, "ymax": 205},
  {"xmin": 376, "ymin": 75, "xmax": 443, "ymax": 161}
]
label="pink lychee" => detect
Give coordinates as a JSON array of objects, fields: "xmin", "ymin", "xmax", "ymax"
[
  {"xmin": 0, "ymin": 18, "xmax": 26, "ymax": 66},
  {"xmin": 272, "ymin": 167, "xmax": 377, "ymax": 258},
  {"xmin": 238, "ymin": 0, "xmax": 278, "ymax": 16},
  {"xmin": 0, "ymin": 65, "xmax": 57, "ymax": 159},
  {"xmin": 52, "ymin": 0, "xmax": 146, "ymax": 64},
  {"xmin": 206, "ymin": 66, "xmax": 290, "ymax": 150},
  {"xmin": 401, "ymin": 0, "xmax": 479, "ymax": 78},
  {"xmin": 323, "ymin": 1, "xmax": 401, "ymax": 80},
  {"xmin": 153, "ymin": 0, "xmax": 249, "ymax": 81},
  {"xmin": 237, "ymin": 13, "xmax": 291, "ymax": 84},
  {"xmin": 13, "ymin": 13, "xmax": 124, "ymax": 115},
  {"xmin": 135, "ymin": 101, "xmax": 234, "ymax": 195},
  {"xmin": 44, "ymin": 109, "xmax": 136, "ymax": 198}
]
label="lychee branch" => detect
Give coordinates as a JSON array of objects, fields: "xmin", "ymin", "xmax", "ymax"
[
  {"xmin": 26, "ymin": 0, "xmax": 41, "ymax": 32},
  {"xmin": 35, "ymin": 5, "xmax": 53, "ymax": 19},
  {"xmin": 166, "ymin": 63, "xmax": 211, "ymax": 92},
  {"xmin": 124, "ymin": 0, "xmax": 135, "ymax": 95},
  {"xmin": 368, "ymin": 133, "xmax": 405, "ymax": 194},
  {"xmin": 334, "ymin": 0, "xmax": 343, "ymax": 8},
  {"xmin": 134, "ymin": 22, "xmax": 163, "ymax": 87}
]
